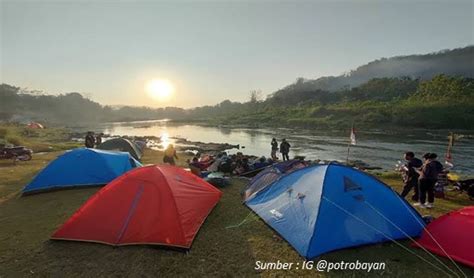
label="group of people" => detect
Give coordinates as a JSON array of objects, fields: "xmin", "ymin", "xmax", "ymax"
[
  {"xmin": 400, "ymin": 151, "xmax": 444, "ymax": 209},
  {"xmin": 84, "ymin": 131, "xmax": 103, "ymax": 148},
  {"xmin": 166, "ymin": 136, "xmax": 449, "ymax": 210},
  {"xmin": 171, "ymin": 137, "xmax": 294, "ymax": 176},
  {"xmin": 271, "ymin": 138, "xmax": 291, "ymax": 161},
  {"xmin": 188, "ymin": 151, "xmax": 275, "ymax": 177},
  {"xmin": 89, "ymin": 131, "xmax": 447, "ymax": 208},
  {"xmin": 138, "ymin": 135, "xmax": 294, "ymax": 168}
]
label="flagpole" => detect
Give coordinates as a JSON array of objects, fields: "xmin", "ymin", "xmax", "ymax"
[
  {"xmin": 346, "ymin": 122, "xmax": 355, "ymax": 165},
  {"xmin": 346, "ymin": 141, "xmax": 351, "ymax": 165},
  {"xmin": 446, "ymin": 132, "xmax": 451, "ymax": 160},
  {"xmin": 445, "ymin": 132, "xmax": 454, "ymax": 167}
]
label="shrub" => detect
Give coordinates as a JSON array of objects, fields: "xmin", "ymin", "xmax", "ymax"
[
  {"xmin": 0, "ymin": 128, "xmax": 8, "ymax": 139},
  {"xmin": 5, "ymin": 135, "xmax": 23, "ymax": 146}
]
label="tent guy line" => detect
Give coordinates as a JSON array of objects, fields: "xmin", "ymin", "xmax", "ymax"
[
  {"xmin": 363, "ymin": 200, "xmax": 463, "ymax": 278},
  {"xmin": 322, "ymin": 196, "xmax": 454, "ymax": 278},
  {"xmin": 398, "ymin": 198, "xmax": 468, "ymax": 278}
]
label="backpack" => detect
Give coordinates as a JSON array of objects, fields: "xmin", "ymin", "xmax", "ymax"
[{"xmin": 457, "ymin": 179, "xmax": 474, "ymax": 200}]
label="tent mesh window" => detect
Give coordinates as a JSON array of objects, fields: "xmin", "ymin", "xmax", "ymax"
[{"xmin": 243, "ymin": 160, "xmax": 307, "ymax": 200}]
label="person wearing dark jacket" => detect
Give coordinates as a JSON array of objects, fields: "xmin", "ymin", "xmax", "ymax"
[
  {"xmin": 400, "ymin": 152, "xmax": 423, "ymax": 200},
  {"xmin": 430, "ymin": 153, "xmax": 444, "ymax": 175},
  {"xmin": 95, "ymin": 133, "xmax": 103, "ymax": 146},
  {"xmin": 85, "ymin": 132, "xmax": 95, "ymax": 148},
  {"xmin": 271, "ymin": 138, "xmax": 278, "ymax": 160},
  {"xmin": 280, "ymin": 139, "xmax": 291, "ymax": 161},
  {"xmin": 415, "ymin": 153, "xmax": 443, "ymax": 209}
]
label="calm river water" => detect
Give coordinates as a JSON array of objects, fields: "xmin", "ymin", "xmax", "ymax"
[{"xmin": 83, "ymin": 120, "xmax": 474, "ymax": 176}]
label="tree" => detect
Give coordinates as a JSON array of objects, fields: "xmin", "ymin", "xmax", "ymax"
[{"xmin": 249, "ymin": 90, "xmax": 262, "ymax": 104}]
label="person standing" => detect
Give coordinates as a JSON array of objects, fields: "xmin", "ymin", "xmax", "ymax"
[
  {"xmin": 430, "ymin": 153, "xmax": 445, "ymax": 198},
  {"xmin": 400, "ymin": 152, "xmax": 422, "ymax": 200},
  {"xmin": 415, "ymin": 153, "xmax": 443, "ymax": 209},
  {"xmin": 85, "ymin": 131, "xmax": 95, "ymax": 148},
  {"xmin": 271, "ymin": 138, "xmax": 279, "ymax": 160},
  {"xmin": 163, "ymin": 144, "xmax": 178, "ymax": 165},
  {"xmin": 95, "ymin": 133, "xmax": 103, "ymax": 146},
  {"xmin": 280, "ymin": 139, "xmax": 291, "ymax": 161}
]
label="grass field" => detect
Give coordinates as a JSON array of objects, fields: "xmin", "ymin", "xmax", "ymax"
[
  {"xmin": 0, "ymin": 124, "xmax": 81, "ymax": 153},
  {"xmin": 1, "ymin": 146, "xmax": 473, "ymax": 277}
]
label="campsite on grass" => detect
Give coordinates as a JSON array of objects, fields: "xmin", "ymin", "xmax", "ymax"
[
  {"xmin": 1, "ymin": 1, "xmax": 474, "ymax": 277},
  {"xmin": 0, "ymin": 124, "xmax": 473, "ymax": 277}
]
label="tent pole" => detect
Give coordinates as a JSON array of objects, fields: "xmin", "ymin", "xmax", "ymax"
[{"xmin": 346, "ymin": 142, "xmax": 351, "ymax": 165}]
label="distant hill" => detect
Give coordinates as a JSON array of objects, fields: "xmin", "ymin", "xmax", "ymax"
[{"xmin": 270, "ymin": 46, "xmax": 474, "ymax": 100}]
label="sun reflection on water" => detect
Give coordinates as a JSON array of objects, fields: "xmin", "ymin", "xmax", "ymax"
[{"xmin": 160, "ymin": 132, "xmax": 170, "ymax": 149}]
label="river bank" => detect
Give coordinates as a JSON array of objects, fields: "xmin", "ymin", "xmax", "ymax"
[{"xmin": 4, "ymin": 122, "xmax": 474, "ymax": 176}]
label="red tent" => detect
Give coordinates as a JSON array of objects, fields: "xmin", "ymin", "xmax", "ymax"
[
  {"xmin": 51, "ymin": 165, "xmax": 222, "ymax": 248},
  {"xmin": 415, "ymin": 206, "xmax": 474, "ymax": 268}
]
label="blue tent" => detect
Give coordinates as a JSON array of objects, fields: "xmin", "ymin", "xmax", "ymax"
[
  {"xmin": 23, "ymin": 148, "xmax": 141, "ymax": 194},
  {"xmin": 245, "ymin": 163, "xmax": 425, "ymax": 259},
  {"xmin": 243, "ymin": 160, "xmax": 307, "ymax": 200}
]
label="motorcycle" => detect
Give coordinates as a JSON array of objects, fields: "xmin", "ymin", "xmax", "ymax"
[{"xmin": 0, "ymin": 146, "xmax": 33, "ymax": 161}]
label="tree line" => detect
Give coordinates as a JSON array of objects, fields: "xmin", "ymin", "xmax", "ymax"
[
  {"xmin": 201, "ymin": 75, "xmax": 474, "ymax": 129},
  {"xmin": 1, "ymin": 74, "xmax": 473, "ymax": 129}
]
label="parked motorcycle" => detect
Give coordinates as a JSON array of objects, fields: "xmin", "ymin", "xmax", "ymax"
[{"xmin": 0, "ymin": 146, "xmax": 33, "ymax": 161}]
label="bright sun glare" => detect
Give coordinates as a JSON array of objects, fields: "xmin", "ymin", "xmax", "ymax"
[{"xmin": 146, "ymin": 79, "xmax": 174, "ymax": 101}]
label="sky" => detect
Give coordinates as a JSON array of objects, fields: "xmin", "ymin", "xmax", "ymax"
[{"xmin": 1, "ymin": 0, "xmax": 473, "ymax": 108}]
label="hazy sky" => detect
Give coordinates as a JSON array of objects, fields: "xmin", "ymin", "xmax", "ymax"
[{"xmin": 1, "ymin": 0, "xmax": 473, "ymax": 108}]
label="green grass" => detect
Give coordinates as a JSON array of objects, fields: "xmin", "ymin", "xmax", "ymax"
[
  {"xmin": 0, "ymin": 124, "xmax": 82, "ymax": 152},
  {"xmin": 0, "ymin": 149, "xmax": 473, "ymax": 277}
]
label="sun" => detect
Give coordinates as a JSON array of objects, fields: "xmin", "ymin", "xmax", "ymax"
[{"xmin": 146, "ymin": 79, "xmax": 174, "ymax": 101}]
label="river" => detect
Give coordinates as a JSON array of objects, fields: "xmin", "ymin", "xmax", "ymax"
[{"xmin": 83, "ymin": 120, "xmax": 474, "ymax": 176}]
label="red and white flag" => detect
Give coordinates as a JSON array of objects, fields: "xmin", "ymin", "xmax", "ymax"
[{"xmin": 350, "ymin": 126, "xmax": 356, "ymax": 145}]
